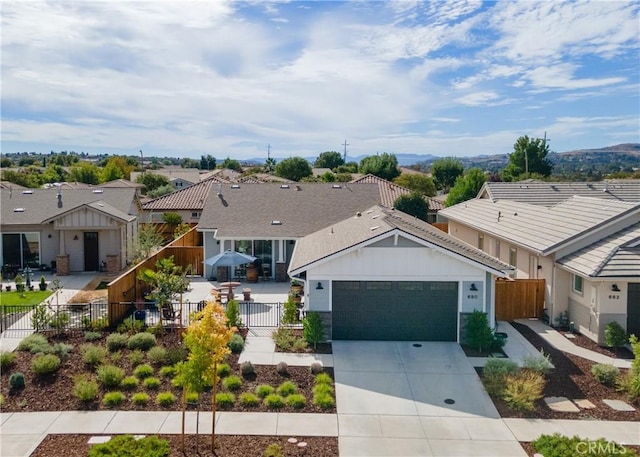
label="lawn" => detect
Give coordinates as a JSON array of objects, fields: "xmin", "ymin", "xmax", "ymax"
[{"xmin": 0, "ymin": 290, "xmax": 53, "ymax": 307}]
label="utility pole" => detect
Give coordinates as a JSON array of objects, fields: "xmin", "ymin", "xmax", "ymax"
[
  {"xmin": 342, "ymin": 139, "xmax": 349, "ymax": 163},
  {"xmin": 140, "ymin": 149, "xmax": 144, "ymax": 174},
  {"xmin": 267, "ymin": 144, "xmax": 271, "ymax": 160}
]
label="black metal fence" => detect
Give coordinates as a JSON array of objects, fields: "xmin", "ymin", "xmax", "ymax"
[{"xmin": 0, "ymin": 300, "xmax": 286, "ymax": 337}]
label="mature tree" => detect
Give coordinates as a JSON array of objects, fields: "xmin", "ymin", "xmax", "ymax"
[
  {"xmin": 275, "ymin": 157, "xmax": 313, "ymax": 181},
  {"xmin": 393, "ymin": 192, "xmax": 429, "ymax": 221},
  {"xmin": 393, "ymin": 174, "xmax": 436, "ymax": 196},
  {"xmin": 335, "ymin": 162, "xmax": 358, "ymax": 173},
  {"xmin": 359, "ymin": 153, "xmax": 400, "ymax": 181},
  {"xmin": 1, "ymin": 169, "xmax": 40, "ymax": 188},
  {"xmin": 221, "ymin": 157, "xmax": 242, "ymax": 172},
  {"xmin": 131, "ymin": 224, "xmax": 164, "ymax": 263},
  {"xmin": 314, "ymin": 151, "xmax": 344, "ymax": 169},
  {"xmin": 445, "ymin": 168, "xmax": 486, "ymax": 206},
  {"xmin": 431, "ymin": 157, "xmax": 463, "ymax": 192},
  {"xmin": 0, "ymin": 158, "xmax": 13, "ymax": 167},
  {"xmin": 135, "ymin": 172, "xmax": 171, "ymax": 193},
  {"xmin": 137, "ymin": 256, "xmax": 188, "ymax": 309},
  {"xmin": 335, "ymin": 173, "xmax": 353, "ymax": 182},
  {"xmin": 200, "ymin": 154, "xmax": 216, "ymax": 170},
  {"xmin": 180, "ymin": 158, "xmax": 200, "ymax": 169},
  {"xmin": 69, "ymin": 161, "xmax": 101, "ymax": 184},
  {"xmin": 502, "ymin": 135, "xmax": 552, "ymax": 181},
  {"xmin": 147, "ymin": 184, "xmax": 176, "ymax": 198},
  {"xmin": 41, "ymin": 164, "xmax": 68, "ymax": 183},
  {"xmin": 100, "ymin": 156, "xmax": 134, "ymax": 181},
  {"xmin": 263, "ymin": 157, "xmax": 277, "ymax": 173}
]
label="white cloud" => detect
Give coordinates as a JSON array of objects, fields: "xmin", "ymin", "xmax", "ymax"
[
  {"xmin": 526, "ymin": 63, "xmax": 626, "ymax": 91},
  {"xmin": 454, "ymin": 91, "xmax": 500, "ymax": 106}
]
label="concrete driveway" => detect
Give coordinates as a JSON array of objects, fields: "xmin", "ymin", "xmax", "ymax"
[{"xmin": 333, "ymin": 341, "xmax": 526, "ymax": 457}]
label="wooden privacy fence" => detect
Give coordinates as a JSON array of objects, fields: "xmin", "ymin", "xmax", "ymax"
[
  {"xmin": 495, "ymin": 278, "xmax": 545, "ymax": 321},
  {"xmin": 107, "ymin": 226, "xmax": 203, "ymax": 326}
]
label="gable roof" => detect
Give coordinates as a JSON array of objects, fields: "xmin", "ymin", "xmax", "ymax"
[
  {"xmin": 478, "ymin": 180, "xmax": 640, "ymax": 206},
  {"xmin": 198, "ymin": 183, "xmax": 381, "ymax": 238},
  {"xmin": 350, "ymin": 174, "xmax": 443, "ymax": 211},
  {"xmin": 0, "ymin": 188, "xmax": 138, "ymax": 225},
  {"xmin": 42, "ymin": 201, "xmax": 136, "ymax": 224},
  {"xmin": 99, "ymin": 179, "xmax": 144, "ymax": 189},
  {"xmin": 141, "ymin": 176, "xmax": 219, "ymax": 211},
  {"xmin": 0, "ymin": 181, "xmax": 27, "ymax": 190},
  {"xmin": 289, "ymin": 205, "xmax": 512, "ymax": 275},
  {"xmin": 439, "ymin": 196, "xmax": 640, "ymax": 255},
  {"xmin": 557, "ymin": 222, "xmax": 640, "ymax": 278}
]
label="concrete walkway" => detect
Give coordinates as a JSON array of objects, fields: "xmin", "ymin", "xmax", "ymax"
[{"xmin": 515, "ymin": 319, "xmax": 633, "ymax": 369}]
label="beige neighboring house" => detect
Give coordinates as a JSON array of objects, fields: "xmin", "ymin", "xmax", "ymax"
[
  {"xmin": 439, "ymin": 195, "xmax": 640, "ymax": 344},
  {"xmin": 0, "ymin": 187, "xmax": 140, "ymax": 275}
]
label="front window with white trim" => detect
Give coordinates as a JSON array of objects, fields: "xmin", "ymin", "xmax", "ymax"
[{"xmin": 572, "ymin": 274, "xmax": 583, "ymax": 295}]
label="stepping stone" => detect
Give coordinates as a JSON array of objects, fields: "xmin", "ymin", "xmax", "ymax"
[
  {"xmin": 544, "ymin": 396, "xmax": 580, "ymax": 412},
  {"xmin": 564, "ymin": 334, "xmax": 576, "ymax": 339},
  {"xmin": 88, "ymin": 436, "xmax": 111, "ymax": 444},
  {"xmin": 288, "ymin": 438, "xmax": 298, "ymax": 444},
  {"xmin": 603, "ymin": 399, "xmax": 636, "ymax": 412},
  {"xmin": 574, "ymin": 399, "xmax": 596, "ymax": 409}
]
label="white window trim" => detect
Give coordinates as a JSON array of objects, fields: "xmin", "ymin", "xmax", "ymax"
[{"xmin": 572, "ymin": 274, "xmax": 584, "ymax": 295}]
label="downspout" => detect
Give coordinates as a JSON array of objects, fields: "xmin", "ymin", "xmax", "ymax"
[{"xmin": 551, "ymin": 262, "xmax": 556, "ymax": 325}]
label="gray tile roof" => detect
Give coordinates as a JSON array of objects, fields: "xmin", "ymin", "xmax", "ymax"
[
  {"xmin": 1, "ymin": 187, "xmax": 139, "ymax": 225},
  {"xmin": 439, "ymin": 196, "xmax": 640, "ymax": 255},
  {"xmin": 0, "ymin": 181, "xmax": 27, "ymax": 190},
  {"xmin": 479, "ymin": 180, "xmax": 640, "ymax": 206},
  {"xmin": 197, "ymin": 183, "xmax": 381, "ymax": 238},
  {"xmin": 557, "ymin": 223, "xmax": 640, "ymax": 278},
  {"xmin": 289, "ymin": 205, "xmax": 512, "ymax": 274}
]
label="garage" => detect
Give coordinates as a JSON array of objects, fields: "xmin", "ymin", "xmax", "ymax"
[{"xmin": 332, "ymin": 281, "xmax": 458, "ymax": 341}]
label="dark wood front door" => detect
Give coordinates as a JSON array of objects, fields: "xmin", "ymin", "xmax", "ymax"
[{"xmin": 84, "ymin": 232, "xmax": 99, "ymax": 271}]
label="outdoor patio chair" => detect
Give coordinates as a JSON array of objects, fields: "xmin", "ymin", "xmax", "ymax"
[{"xmin": 160, "ymin": 304, "xmax": 182, "ymax": 329}]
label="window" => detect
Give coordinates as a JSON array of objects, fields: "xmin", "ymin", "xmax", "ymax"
[
  {"xmin": 478, "ymin": 234, "xmax": 484, "ymax": 250},
  {"xmin": 509, "ymin": 247, "xmax": 517, "ymax": 267},
  {"xmin": 573, "ymin": 274, "xmax": 583, "ymax": 294},
  {"xmin": 2, "ymin": 232, "xmax": 40, "ymax": 268},
  {"xmin": 191, "ymin": 212, "xmax": 200, "ymax": 219}
]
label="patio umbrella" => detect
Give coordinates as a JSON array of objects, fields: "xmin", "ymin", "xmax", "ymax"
[{"xmin": 204, "ymin": 250, "xmax": 257, "ymax": 268}]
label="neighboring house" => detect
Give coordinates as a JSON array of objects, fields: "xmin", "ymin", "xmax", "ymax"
[
  {"xmin": 197, "ymin": 182, "xmax": 382, "ymax": 280},
  {"xmin": 0, "ymin": 187, "xmax": 140, "ymax": 275},
  {"xmin": 169, "ymin": 177, "xmax": 194, "ymax": 189},
  {"xmin": 439, "ymin": 195, "xmax": 640, "ymax": 344},
  {"xmin": 0, "ymin": 181, "xmax": 27, "ymax": 190},
  {"xmin": 351, "ymin": 174, "xmax": 443, "ymax": 223},
  {"xmin": 288, "ymin": 205, "xmax": 512, "ymax": 341}
]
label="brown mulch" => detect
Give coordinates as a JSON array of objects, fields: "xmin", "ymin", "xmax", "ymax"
[
  {"xmin": 460, "ymin": 344, "xmax": 507, "ymax": 358},
  {"xmin": 558, "ymin": 330, "xmax": 634, "ymax": 359},
  {"xmin": 0, "ymin": 331, "xmax": 335, "ymax": 414},
  {"xmin": 486, "ymin": 322, "xmax": 639, "ymax": 421},
  {"xmin": 31, "ymin": 434, "xmax": 339, "ymax": 457},
  {"xmin": 274, "ymin": 328, "xmax": 333, "ymax": 354}
]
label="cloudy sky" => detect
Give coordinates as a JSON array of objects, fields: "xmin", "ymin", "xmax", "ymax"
[{"xmin": 1, "ymin": 1, "xmax": 639, "ymax": 160}]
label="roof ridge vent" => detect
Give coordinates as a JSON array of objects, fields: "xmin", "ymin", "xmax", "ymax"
[
  {"xmin": 92, "ymin": 189, "xmax": 103, "ymax": 193},
  {"xmin": 22, "ymin": 190, "xmax": 33, "ymax": 194},
  {"xmin": 280, "ymin": 184, "xmax": 290, "ymax": 189},
  {"xmin": 230, "ymin": 184, "xmax": 240, "ymax": 189},
  {"xmin": 332, "ymin": 184, "xmax": 342, "ymax": 189},
  {"xmin": 13, "ymin": 207, "xmax": 25, "ymax": 212}
]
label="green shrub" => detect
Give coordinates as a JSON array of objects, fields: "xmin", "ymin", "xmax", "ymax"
[
  {"xmin": 264, "ymin": 443, "xmax": 284, "ymax": 457},
  {"xmin": 217, "ymin": 363, "xmax": 231, "ymax": 377},
  {"xmin": 313, "ymin": 392, "xmax": 335, "ymax": 409},
  {"xmin": 313, "ymin": 383, "xmax": 334, "ymax": 396},
  {"xmin": 256, "ymin": 384, "xmax": 275, "ymax": 398},
  {"xmin": 617, "ymin": 370, "xmax": 640, "ymax": 403},
  {"xmin": 49, "ymin": 311, "xmax": 70, "ymax": 331},
  {"xmin": 281, "ymin": 295, "xmax": 299, "ymax": 325},
  {"xmin": 156, "ymin": 391, "xmax": 177, "ymax": 407},
  {"xmin": 90, "ymin": 318, "xmax": 109, "ymax": 332},
  {"xmin": 106, "ymin": 333, "xmax": 128, "ymax": 352},
  {"xmin": 82, "ymin": 344, "xmax": 107, "ymax": 367},
  {"xmin": 73, "ymin": 375, "xmax": 99, "ymax": 402},
  {"xmin": 228, "ymin": 333, "xmax": 245, "ymax": 354},
  {"xmin": 186, "ymin": 391, "xmax": 199, "ymax": 405},
  {"xmin": 0, "ymin": 394, "xmax": 4, "ymax": 407},
  {"xmin": 264, "ymin": 393, "xmax": 284, "ymax": 409},
  {"xmin": 88, "ymin": 435, "xmax": 169, "ymax": 457},
  {"xmin": 110, "ymin": 350, "xmax": 123, "ymax": 363},
  {"xmin": 604, "ymin": 321, "xmax": 628, "ymax": 350},
  {"xmin": 166, "ymin": 346, "xmax": 188, "ymax": 364},
  {"xmin": 285, "ymin": 393, "xmax": 306, "ymax": 409},
  {"xmin": 97, "ymin": 364, "xmax": 126, "ymax": 388},
  {"xmin": 292, "ymin": 338, "xmax": 309, "ymax": 352},
  {"xmin": 9, "ymin": 372, "xmax": 25, "ymax": 389},
  {"xmin": 272, "ymin": 327, "xmax": 305, "ymax": 352},
  {"xmin": 51, "ymin": 343, "xmax": 73, "ymax": 359},
  {"xmin": 223, "ymin": 375, "xmax": 242, "ymax": 391},
  {"xmin": 225, "ymin": 299, "xmax": 242, "ymax": 328},
  {"xmin": 147, "ymin": 346, "xmax": 168, "ymax": 365},
  {"xmin": 276, "ymin": 361, "xmax": 288, "ymax": 375},
  {"xmin": 102, "ymin": 391, "xmax": 126, "ymax": 408},
  {"xmin": 31, "ymin": 353, "xmax": 61, "ymax": 375},
  {"xmin": 315, "ymin": 372, "xmax": 332, "ymax": 385},
  {"xmin": 117, "ymin": 317, "xmax": 144, "ymax": 335},
  {"xmin": 128, "ymin": 350, "xmax": 145, "ymax": 367},
  {"xmin": 143, "ymin": 377, "xmax": 161, "ymax": 389},
  {"xmin": 303, "ymin": 312, "xmax": 324, "ymax": 348},
  {"xmin": 0, "ymin": 351, "xmax": 17, "ymax": 370},
  {"xmin": 277, "ymin": 381, "xmax": 297, "ymax": 397},
  {"xmin": 18, "ymin": 334, "xmax": 49, "ymax": 353},
  {"xmin": 132, "ymin": 392, "xmax": 150, "ymax": 406},
  {"xmin": 127, "ymin": 332, "xmax": 157, "ymax": 351},
  {"xmin": 591, "ymin": 364, "xmax": 620, "ymax": 386},
  {"xmin": 215, "ymin": 392, "xmax": 236, "ymax": 408},
  {"xmin": 465, "ymin": 310, "xmax": 495, "ymax": 353},
  {"xmin": 239, "ymin": 392, "xmax": 260, "ymax": 407},
  {"xmin": 84, "ymin": 331, "xmax": 103, "ymax": 342},
  {"xmin": 240, "ymin": 360, "xmax": 255, "ymax": 377},
  {"xmin": 482, "ymin": 358, "xmax": 520, "ymax": 396},
  {"xmin": 532, "ymin": 433, "xmax": 636, "ymax": 457},
  {"xmin": 159, "ymin": 365, "xmax": 177, "ymax": 378},
  {"xmin": 133, "ymin": 364, "xmax": 155, "ymax": 379},
  {"xmin": 502, "ymin": 370, "xmax": 545, "ymax": 411},
  {"xmin": 120, "ymin": 376, "xmax": 139, "ymax": 390},
  {"xmin": 523, "ymin": 350, "xmax": 553, "ymax": 375}
]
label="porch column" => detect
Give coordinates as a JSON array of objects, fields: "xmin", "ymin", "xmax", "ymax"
[
  {"xmin": 58, "ymin": 230, "xmax": 66, "ymax": 256},
  {"xmin": 277, "ymin": 240, "xmax": 285, "ymax": 263}
]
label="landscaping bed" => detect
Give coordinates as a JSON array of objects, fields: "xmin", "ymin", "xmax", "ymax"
[
  {"xmin": 31, "ymin": 434, "xmax": 339, "ymax": 457},
  {"xmin": 482, "ymin": 322, "xmax": 639, "ymax": 421},
  {"xmin": 1, "ymin": 331, "xmax": 336, "ymax": 414},
  {"xmin": 559, "ymin": 329, "xmax": 634, "ymax": 359}
]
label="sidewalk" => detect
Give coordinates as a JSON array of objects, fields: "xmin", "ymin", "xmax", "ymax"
[{"xmin": 515, "ymin": 319, "xmax": 633, "ymax": 369}]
